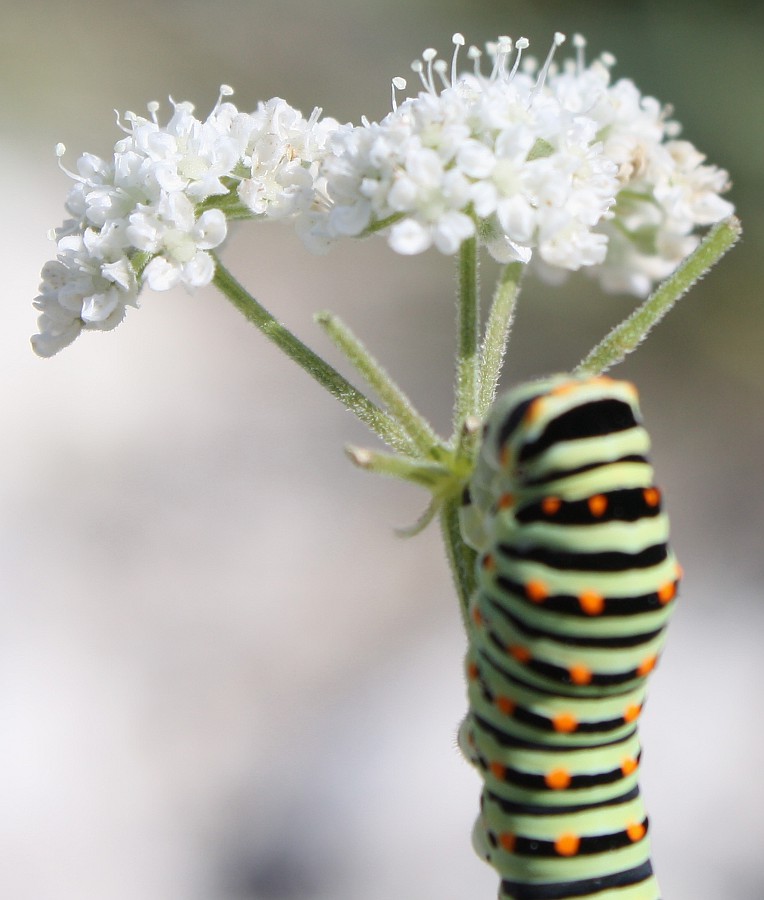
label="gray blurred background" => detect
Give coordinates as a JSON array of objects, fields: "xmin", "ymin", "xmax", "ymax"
[{"xmin": 2, "ymin": 1, "xmax": 763, "ymax": 898}]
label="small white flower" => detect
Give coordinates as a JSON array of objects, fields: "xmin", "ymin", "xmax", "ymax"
[
  {"xmin": 389, "ymin": 219, "xmax": 432, "ymax": 254},
  {"xmin": 237, "ymin": 98, "xmax": 342, "ymax": 219},
  {"xmin": 129, "ymin": 196, "xmax": 226, "ymax": 291},
  {"xmin": 31, "ymin": 234, "xmax": 139, "ymax": 357}
]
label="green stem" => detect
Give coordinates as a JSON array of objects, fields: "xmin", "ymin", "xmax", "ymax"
[
  {"xmin": 575, "ymin": 217, "xmax": 742, "ymax": 375},
  {"xmin": 439, "ymin": 239, "xmax": 482, "ymax": 635},
  {"xmin": 345, "ymin": 444, "xmax": 452, "ymax": 489},
  {"xmin": 212, "ymin": 256, "xmax": 414, "ymax": 453},
  {"xmin": 440, "ymin": 497, "xmax": 477, "ymax": 632},
  {"xmin": 477, "ymin": 262, "xmax": 523, "ymax": 419},
  {"xmin": 454, "ymin": 237, "xmax": 480, "ymax": 438},
  {"xmin": 316, "ymin": 311, "xmax": 441, "ymax": 457},
  {"xmin": 362, "ymin": 212, "xmax": 405, "ymax": 236}
]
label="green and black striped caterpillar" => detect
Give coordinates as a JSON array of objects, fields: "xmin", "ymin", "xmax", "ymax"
[{"xmin": 459, "ymin": 375, "xmax": 681, "ymax": 900}]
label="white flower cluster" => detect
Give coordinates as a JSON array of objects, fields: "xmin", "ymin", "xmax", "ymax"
[
  {"xmin": 545, "ymin": 42, "xmax": 735, "ymax": 295},
  {"xmin": 32, "ymin": 90, "xmax": 339, "ymax": 356},
  {"xmin": 311, "ymin": 34, "xmax": 619, "ymax": 269},
  {"xmin": 33, "ymin": 33, "xmax": 734, "ymax": 355},
  {"xmin": 307, "ymin": 33, "xmax": 733, "ymax": 296}
]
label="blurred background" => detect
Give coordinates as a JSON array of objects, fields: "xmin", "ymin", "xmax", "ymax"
[{"xmin": 2, "ymin": 1, "xmax": 763, "ymax": 898}]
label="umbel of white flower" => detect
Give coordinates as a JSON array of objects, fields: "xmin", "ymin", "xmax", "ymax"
[
  {"xmin": 309, "ymin": 33, "xmax": 618, "ymax": 268},
  {"xmin": 31, "ymin": 33, "xmax": 734, "ymax": 356},
  {"xmin": 31, "ymin": 91, "xmax": 340, "ymax": 357}
]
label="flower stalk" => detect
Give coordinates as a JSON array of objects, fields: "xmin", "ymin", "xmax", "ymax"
[
  {"xmin": 576, "ymin": 217, "xmax": 742, "ymax": 375},
  {"xmin": 454, "ymin": 236, "xmax": 480, "ymax": 439},
  {"xmin": 440, "ymin": 497, "xmax": 478, "ymax": 630},
  {"xmin": 211, "ymin": 257, "xmax": 415, "ymax": 454},
  {"xmin": 316, "ymin": 311, "xmax": 440, "ymax": 456},
  {"xmin": 477, "ymin": 262, "xmax": 523, "ymax": 418}
]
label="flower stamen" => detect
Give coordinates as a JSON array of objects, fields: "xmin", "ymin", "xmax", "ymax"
[
  {"xmin": 211, "ymin": 84, "xmax": 235, "ymax": 116},
  {"xmin": 532, "ymin": 31, "xmax": 566, "ymax": 100},
  {"xmin": 572, "ymin": 34, "xmax": 586, "ymax": 74},
  {"xmin": 434, "ymin": 59, "xmax": 449, "ymax": 90},
  {"xmin": 54, "ymin": 143, "xmax": 80, "ymax": 183},
  {"xmin": 451, "ymin": 32, "xmax": 465, "ymax": 86},
  {"xmin": 391, "ymin": 76, "xmax": 407, "ymax": 112},
  {"xmin": 508, "ymin": 37, "xmax": 529, "ymax": 81},
  {"xmin": 489, "ymin": 36, "xmax": 513, "ymax": 81},
  {"xmin": 410, "ymin": 59, "xmax": 428, "ymax": 92},
  {"xmin": 423, "ymin": 47, "xmax": 438, "ymax": 93},
  {"xmin": 467, "ymin": 45, "xmax": 483, "ymax": 77}
]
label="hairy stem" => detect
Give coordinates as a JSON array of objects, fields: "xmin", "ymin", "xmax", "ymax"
[
  {"xmin": 212, "ymin": 257, "xmax": 414, "ymax": 453},
  {"xmin": 316, "ymin": 311, "xmax": 441, "ymax": 457},
  {"xmin": 454, "ymin": 237, "xmax": 480, "ymax": 436},
  {"xmin": 576, "ymin": 217, "xmax": 742, "ymax": 375},
  {"xmin": 440, "ymin": 497, "xmax": 477, "ymax": 632},
  {"xmin": 478, "ymin": 262, "xmax": 523, "ymax": 419}
]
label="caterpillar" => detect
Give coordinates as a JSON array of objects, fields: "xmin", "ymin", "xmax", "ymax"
[{"xmin": 458, "ymin": 375, "xmax": 681, "ymax": 900}]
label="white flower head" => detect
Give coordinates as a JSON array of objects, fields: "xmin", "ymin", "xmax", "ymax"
[
  {"xmin": 542, "ymin": 35, "xmax": 735, "ymax": 294},
  {"xmin": 32, "ymin": 88, "xmax": 342, "ymax": 356},
  {"xmin": 303, "ymin": 31, "xmax": 733, "ymax": 297},
  {"xmin": 307, "ymin": 32, "xmax": 620, "ymax": 265}
]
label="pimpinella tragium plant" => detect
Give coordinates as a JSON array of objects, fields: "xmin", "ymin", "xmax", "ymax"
[{"xmin": 32, "ymin": 31, "xmax": 739, "ymax": 900}]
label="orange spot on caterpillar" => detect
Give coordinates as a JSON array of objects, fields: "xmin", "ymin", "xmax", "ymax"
[
  {"xmin": 466, "ymin": 661, "xmax": 480, "ymax": 681},
  {"xmin": 551, "ymin": 381, "xmax": 581, "ymax": 397},
  {"xmin": 498, "ymin": 832, "xmax": 516, "ymax": 852},
  {"xmin": 542, "ymin": 496, "xmax": 562, "ymax": 516},
  {"xmin": 555, "ymin": 833, "xmax": 580, "ymax": 857},
  {"xmin": 471, "ymin": 606, "xmax": 484, "ymax": 628},
  {"xmin": 637, "ymin": 656, "xmax": 657, "ymax": 677},
  {"xmin": 526, "ymin": 580, "xmax": 549, "ymax": 603},
  {"xmin": 526, "ymin": 397, "xmax": 545, "ymax": 424},
  {"xmin": 508, "ymin": 645, "xmax": 531, "ymax": 664},
  {"xmin": 588, "ymin": 494, "xmax": 608, "ymax": 517},
  {"xmin": 481, "ymin": 554, "xmax": 496, "ymax": 572},
  {"xmin": 552, "ymin": 712, "xmax": 578, "ymax": 733},
  {"xmin": 545, "ymin": 768, "xmax": 572, "ymax": 790},
  {"xmin": 569, "ymin": 664, "xmax": 593, "ymax": 685},
  {"xmin": 619, "ymin": 380, "xmax": 639, "ymax": 400},
  {"xmin": 624, "ymin": 704, "xmax": 642, "ymax": 723},
  {"xmin": 489, "ymin": 761, "xmax": 507, "ymax": 780},
  {"xmin": 499, "ymin": 445, "xmax": 511, "ymax": 469},
  {"xmin": 643, "ymin": 487, "xmax": 661, "ymax": 507},
  {"xmin": 498, "ymin": 493, "xmax": 514, "ymax": 510},
  {"xmin": 657, "ymin": 581, "xmax": 677, "ymax": 604},
  {"xmin": 495, "ymin": 696, "xmax": 516, "ymax": 716},
  {"xmin": 627, "ymin": 822, "xmax": 646, "ymax": 843},
  {"xmin": 578, "ymin": 591, "xmax": 605, "ymax": 615},
  {"xmin": 621, "ymin": 757, "xmax": 639, "ymax": 776}
]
